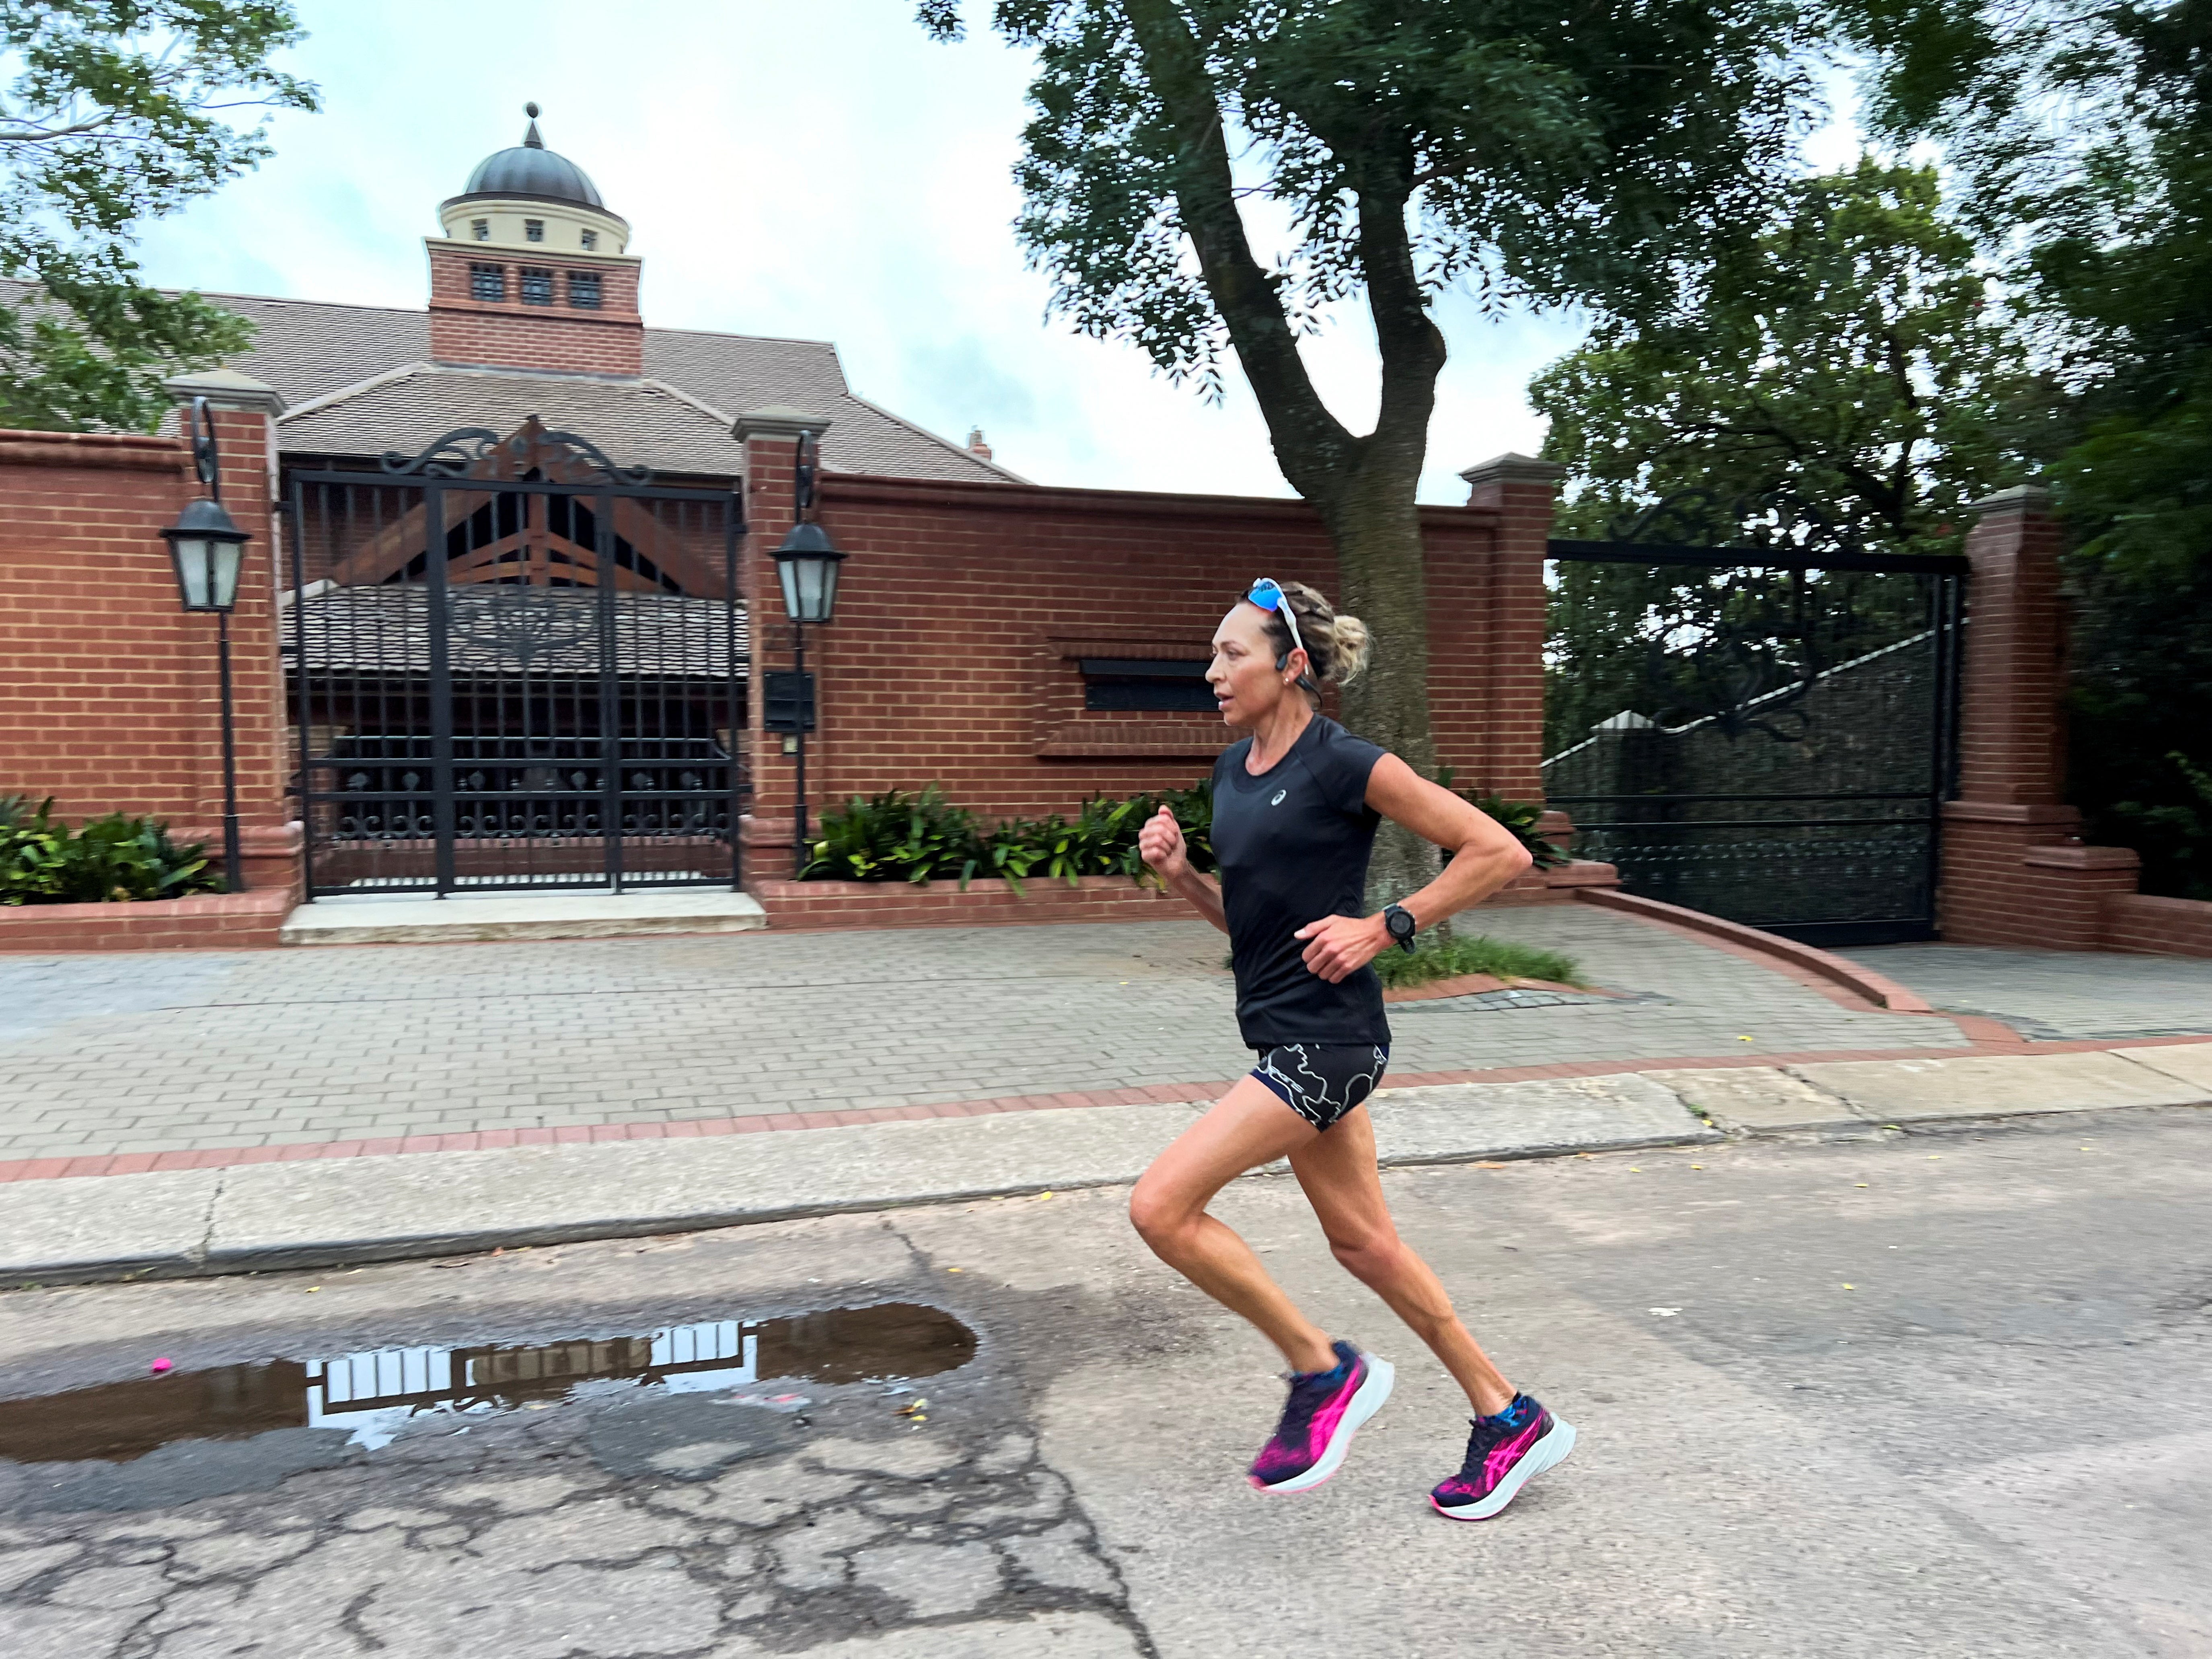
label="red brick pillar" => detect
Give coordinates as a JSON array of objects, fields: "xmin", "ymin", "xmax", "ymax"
[
  {"xmin": 164, "ymin": 370, "xmax": 300, "ymax": 894},
  {"xmin": 1457, "ymin": 452, "xmax": 1560, "ymax": 806},
  {"xmin": 732, "ymin": 405, "xmax": 832, "ymax": 882},
  {"xmin": 1941, "ymin": 485, "xmax": 2138, "ymax": 945}
]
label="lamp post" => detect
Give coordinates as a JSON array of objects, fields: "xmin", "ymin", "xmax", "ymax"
[
  {"xmin": 160, "ymin": 397, "xmax": 253, "ymax": 892},
  {"xmin": 769, "ymin": 430, "xmax": 847, "ymax": 874}
]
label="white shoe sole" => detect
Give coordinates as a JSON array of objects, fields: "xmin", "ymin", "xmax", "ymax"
[
  {"xmin": 1256, "ymin": 1355, "xmax": 1396, "ymax": 1495},
  {"xmin": 1431, "ymin": 1417, "xmax": 1576, "ymax": 1520}
]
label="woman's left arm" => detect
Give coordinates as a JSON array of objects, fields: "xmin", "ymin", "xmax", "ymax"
[{"xmin": 1295, "ymin": 754, "xmax": 1535, "ymax": 983}]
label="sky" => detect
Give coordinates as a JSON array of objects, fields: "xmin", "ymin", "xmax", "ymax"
[{"xmin": 130, "ymin": 2, "xmax": 1856, "ymax": 504}]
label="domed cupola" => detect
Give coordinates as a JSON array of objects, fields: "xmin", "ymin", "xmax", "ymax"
[{"xmin": 438, "ymin": 104, "xmax": 630, "ymax": 256}]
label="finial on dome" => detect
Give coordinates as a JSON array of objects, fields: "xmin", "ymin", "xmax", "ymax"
[{"xmin": 523, "ymin": 101, "xmax": 543, "ymax": 148}]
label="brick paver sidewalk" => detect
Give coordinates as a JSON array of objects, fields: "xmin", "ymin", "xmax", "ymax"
[
  {"xmin": 1854, "ymin": 942, "xmax": 2212, "ymax": 1040},
  {"xmin": 0, "ymin": 906, "xmax": 1974, "ymax": 1166}
]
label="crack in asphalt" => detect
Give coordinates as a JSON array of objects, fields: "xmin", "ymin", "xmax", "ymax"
[{"xmin": 0, "ymin": 1375, "xmax": 1159, "ymax": 1657}]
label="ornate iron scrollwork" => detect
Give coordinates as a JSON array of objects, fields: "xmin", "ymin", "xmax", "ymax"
[
  {"xmin": 532, "ymin": 427, "xmax": 653, "ymax": 487},
  {"xmin": 446, "ymin": 586, "xmax": 595, "ymax": 668},
  {"xmin": 379, "ymin": 421, "xmax": 653, "ymax": 485},
  {"xmin": 380, "ymin": 428, "xmax": 504, "ymax": 478}
]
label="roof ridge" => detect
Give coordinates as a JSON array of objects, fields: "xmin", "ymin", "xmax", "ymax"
[
  {"xmin": 277, "ymin": 360, "xmax": 432, "ymax": 423},
  {"xmin": 640, "ymin": 377, "xmax": 736, "ymax": 429},
  {"xmin": 837, "ymin": 387, "xmax": 1028, "ymax": 483},
  {"xmin": 644, "ymin": 321, "xmax": 840, "ymax": 351}
]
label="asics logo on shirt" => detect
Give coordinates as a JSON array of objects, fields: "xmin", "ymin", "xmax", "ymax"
[{"xmin": 1270, "ymin": 788, "xmax": 1287, "ymax": 806}]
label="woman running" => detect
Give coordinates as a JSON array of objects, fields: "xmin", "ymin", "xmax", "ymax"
[{"xmin": 1131, "ymin": 577, "xmax": 1575, "ymax": 1520}]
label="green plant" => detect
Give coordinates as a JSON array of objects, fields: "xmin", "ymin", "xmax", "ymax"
[
  {"xmin": 1370, "ymin": 932, "xmax": 1585, "ymax": 990},
  {"xmin": 0, "ymin": 795, "xmax": 220, "ymax": 905},
  {"xmin": 1433, "ymin": 770, "xmax": 1569, "ymax": 868},
  {"xmin": 801, "ymin": 781, "xmax": 1218, "ymax": 891},
  {"xmin": 801, "ymin": 786, "xmax": 984, "ymax": 888}
]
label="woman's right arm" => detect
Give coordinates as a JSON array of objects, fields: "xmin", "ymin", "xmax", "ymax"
[{"xmin": 1139, "ymin": 807, "xmax": 1228, "ymax": 935}]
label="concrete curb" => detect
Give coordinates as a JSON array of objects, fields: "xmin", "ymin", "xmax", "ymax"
[
  {"xmin": 0, "ymin": 1075, "xmax": 1719, "ymax": 1288},
  {"xmin": 1576, "ymin": 888, "xmax": 1936, "ymax": 1013},
  {"xmin": 3, "ymin": 1047, "xmax": 2206, "ymax": 1290}
]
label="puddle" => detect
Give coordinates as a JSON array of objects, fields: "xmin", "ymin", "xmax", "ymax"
[{"xmin": 0, "ymin": 1302, "xmax": 975, "ymax": 1465}]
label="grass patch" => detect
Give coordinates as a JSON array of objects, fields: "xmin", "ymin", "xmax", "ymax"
[{"xmin": 1371, "ymin": 931, "xmax": 1585, "ymax": 990}]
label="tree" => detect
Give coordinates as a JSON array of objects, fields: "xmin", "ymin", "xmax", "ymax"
[
  {"xmin": 1844, "ymin": 0, "xmax": 2212, "ymax": 892},
  {"xmin": 1527, "ymin": 160, "xmax": 2046, "ymax": 755},
  {"xmin": 1533, "ymin": 160, "xmax": 2045, "ymax": 557},
  {"xmin": 921, "ymin": 0, "xmax": 1814, "ymax": 898},
  {"xmin": 0, "ymin": 0, "xmax": 316, "ymax": 432}
]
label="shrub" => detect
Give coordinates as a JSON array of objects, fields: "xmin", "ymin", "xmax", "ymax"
[
  {"xmin": 1433, "ymin": 770, "xmax": 1569, "ymax": 868},
  {"xmin": 801, "ymin": 781, "xmax": 1217, "ymax": 891},
  {"xmin": 0, "ymin": 795, "xmax": 222, "ymax": 905},
  {"xmin": 1370, "ymin": 931, "xmax": 1584, "ymax": 989}
]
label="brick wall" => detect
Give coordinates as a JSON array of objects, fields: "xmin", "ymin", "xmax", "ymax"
[
  {"xmin": 1938, "ymin": 484, "xmax": 2212, "ymax": 955},
  {"xmin": 1458, "ymin": 458, "xmax": 1561, "ymax": 803},
  {"xmin": 733, "ymin": 454, "xmax": 1527, "ymax": 878},
  {"xmin": 425, "ymin": 242, "xmax": 644, "ymax": 376},
  {"xmin": 0, "ymin": 417, "xmax": 294, "ymax": 890},
  {"xmin": 2102, "ymin": 893, "xmax": 2212, "ymax": 957}
]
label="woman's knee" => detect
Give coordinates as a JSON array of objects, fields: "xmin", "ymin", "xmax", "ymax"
[
  {"xmin": 1128, "ymin": 1178, "xmax": 1196, "ymax": 1250},
  {"xmin": 1326, "ymin": 1226, "xmax": 1402, "ymax": 1282}
]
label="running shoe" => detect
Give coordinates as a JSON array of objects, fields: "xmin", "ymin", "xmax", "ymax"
[
  {"xmin": 1429, "ymin": 1394, "xmax": 1575, "ymax": 1521},
  {"xmin": 1248, "ymin": 1339, "xmax": 1394, "ymax": 1495}
]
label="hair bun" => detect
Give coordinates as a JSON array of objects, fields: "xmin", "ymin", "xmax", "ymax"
[{"xmin": 1327, "ymin": 613, "xmax": 1371, "ymax": 687}]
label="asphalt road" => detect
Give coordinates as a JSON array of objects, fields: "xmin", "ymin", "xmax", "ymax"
[{"xmin": 1, "ymin": 1108, "xmax": 2208, "ymax": 1657}]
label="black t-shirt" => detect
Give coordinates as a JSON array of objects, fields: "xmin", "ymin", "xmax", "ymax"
[{"xmin": 1210, "ymin": 715, "xmax": 1392, "ymax": 1049}]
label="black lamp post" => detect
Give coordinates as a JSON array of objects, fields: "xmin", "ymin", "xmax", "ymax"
[
  {"xmin": 770, "ymin": 430, "xmax": 847, "ymax": 873},
  {"xmin": 160, "ymin": 397, "xmax": 253, "ymax": 892}
]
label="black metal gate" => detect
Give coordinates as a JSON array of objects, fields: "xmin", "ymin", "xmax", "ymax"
[
  {"xmin": 1543, "ymin": 541, "xmax": 1966, "ymax": 946},
  {"xmin": 284, "ymin": 423, "xmax": 747, "ymax": 897}
]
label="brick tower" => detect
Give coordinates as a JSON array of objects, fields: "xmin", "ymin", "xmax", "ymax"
[{"xmin": 425, "ymin": 103, "xmax": 644, "ymax": 378}]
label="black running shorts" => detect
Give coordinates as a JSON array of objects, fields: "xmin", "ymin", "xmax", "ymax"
[{"xmin": 1250, "ymin": 1042, "xmax": 1390, "ymax": 1132}]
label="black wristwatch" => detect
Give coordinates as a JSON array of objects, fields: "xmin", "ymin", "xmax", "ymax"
[{"xmin": 1382, "ymin": 903, "xmax": 1418, "ymax": 952}]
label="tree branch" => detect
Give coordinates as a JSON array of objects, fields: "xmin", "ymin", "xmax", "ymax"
[
  {"xmin": 1357, "ymin": 183, "xmax": 1447, "ymax": 454},
  {"xmin": 1118, "ymin": 0, "xmax": 1354, "ymax": 500}
]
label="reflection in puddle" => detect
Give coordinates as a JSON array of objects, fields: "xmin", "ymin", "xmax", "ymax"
[{"xmin": 0, "ymin": 1302, "xmax": 975, "ymax": 1464}]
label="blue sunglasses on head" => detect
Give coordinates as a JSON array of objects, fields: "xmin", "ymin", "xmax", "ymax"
[{"xmin": 1246, "ymin": 577, "xmax": 1308, "ymax": 670}]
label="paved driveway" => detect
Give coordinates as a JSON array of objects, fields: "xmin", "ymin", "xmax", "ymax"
[
  {"xmin": 1855, "ymin": 943, "xmax": 2212, "ymax": 1040},
  {"xmin": 0, "ymin": 908, "xmax": 1963, "ymax": 1163}
]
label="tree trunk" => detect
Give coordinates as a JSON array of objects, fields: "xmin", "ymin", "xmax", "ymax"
[
  {"xmin": 1318, "ymin": 457, "xmax": 1441, "ymax": 911},
  {"xmin": 1121, "ymin": 0, "xmax": 1449, "ymax": 912}
]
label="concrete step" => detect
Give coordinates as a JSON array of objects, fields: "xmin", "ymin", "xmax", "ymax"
[{"xmin": 280, "ymin": 888, "xmax": 767, "ymax": 946}]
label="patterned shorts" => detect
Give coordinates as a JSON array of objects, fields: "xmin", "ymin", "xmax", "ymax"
[{"xmin": 1250, "ymin": 1042, "xmax": 1390, "ymax": 1132}]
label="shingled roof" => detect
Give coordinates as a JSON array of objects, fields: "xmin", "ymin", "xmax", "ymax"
[{"xmin": 200, "ymin": 291, "xmax": 1019, "ymax": 483}]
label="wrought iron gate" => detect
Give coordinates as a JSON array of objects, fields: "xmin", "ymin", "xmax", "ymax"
[
  {"xmin": 1543, "ymin": 541, "xmax": 1967, "ymax": 946},
  {"xmin": 285, "ymin": 423, "xmax": 747, "ymax": 896}
]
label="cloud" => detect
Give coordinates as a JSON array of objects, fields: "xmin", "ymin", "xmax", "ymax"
[{"xmin": 130, "ymin": 0, "xmax": 1579, "ymax": 502}]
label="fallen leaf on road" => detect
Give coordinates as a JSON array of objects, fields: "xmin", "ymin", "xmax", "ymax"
[
  {"xmin": 1649, "ymin": 1307, "xmax": 1682, "ymax": 1317},
  {"xmin": 1842, "ymin": 1283, "xmax": 1855, "ymax": 1290}
]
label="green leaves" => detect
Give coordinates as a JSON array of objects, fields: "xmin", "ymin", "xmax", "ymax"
[
  {"xmin": 1368, "ymin": 930, "xmax": 1584, "ymax": 990},
  {"xmin": 801, "ymin": 781, "xmax": 1217, "ymax": 891},
  {"xmin": 0, "ymin": 1, "xmax": 318, "ymax": 430},
  {"xmin": 937, "ymin": 0, "xmax": 1817, "ymax": 393},
  {"xmin": 1534, "ymin": 160, "xmax": 2045, "ymax": 560},
  {"xmin": 0, "ymin": 794, "xmax": 221, "ymax": 903}
]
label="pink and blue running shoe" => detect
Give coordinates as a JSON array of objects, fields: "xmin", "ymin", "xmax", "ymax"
[
  {"xmin": 1248, "ymin": 1339, "xmax": 1394, "ymax": 1494},
  {"xmin": 1429, "ymin": 1394, "xmax": 1575, "ymax": 1520}
]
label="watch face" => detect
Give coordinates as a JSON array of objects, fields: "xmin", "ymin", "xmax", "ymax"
[{"xmin": 1388, "ymin": 907, "xmax": 1415, "ymax": 940}]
